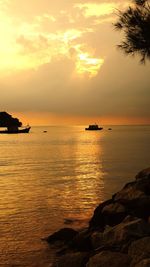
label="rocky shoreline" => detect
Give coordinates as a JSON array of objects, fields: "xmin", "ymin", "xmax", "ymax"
[{"xmin": 46, "ymin": 168, "xmax": 150, "ymax": 267}]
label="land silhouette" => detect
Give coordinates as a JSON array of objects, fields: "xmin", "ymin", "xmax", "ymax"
[
  {"xmin": 0, "ymin": 112, "xmax": 22, "ymax": 128},
  {"xmin": 0, "ymin": 112, "xmax": 30, "ymax": 133}
]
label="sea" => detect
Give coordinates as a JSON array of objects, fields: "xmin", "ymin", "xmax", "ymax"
[{"xmin": 0, "ymin": 125, "xmax": 150, "ymax": 267}]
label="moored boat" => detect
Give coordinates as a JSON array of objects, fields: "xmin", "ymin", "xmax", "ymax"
[
  {"xmin": 0, "ymin": 111, "xmax": 31, "ymax": 134},
  {"xmin": 0, "ymin": 126, "xmax": 31, "ymax": 134},
  {"xmin": 85, "ymin": 124, "xmax": 103, "ymax": 131}
]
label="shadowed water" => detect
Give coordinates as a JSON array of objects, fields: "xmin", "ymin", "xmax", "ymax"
[{"xmin": 0, "ymin": 125, "xmax": 150, "ymax": 266}]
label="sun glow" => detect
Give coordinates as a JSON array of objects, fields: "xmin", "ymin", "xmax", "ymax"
[
  {"xmin": 0, "ymin": 2, "xmax": 105, "ymax": 77},
  {"xmin": 75, "ymin": 3, "xmax": 116, "ymax": 17},
  {"xmin": 76, "ymin": 52, "xmax": 104, "ymax": 77},
  {"xmin": 62, "ymin": 29, "xmax": 82, "ymax": 43}
]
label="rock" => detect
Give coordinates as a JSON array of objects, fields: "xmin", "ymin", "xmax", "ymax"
[
  {"xmin": 86, "ymin": 251, "xmax": 130, "ymax": 267},
  {"xmin": 136, "ymin": 177, "xmax": 150, "ymax": 195},
  {"xmin": 52, "ymin": 252, "xmax": 89, "ymax": 267},
  {"xmin": 48, "ymin": 168, "xmax": 150, "ymax": 267},
  {"xmin": 133, "ymin": 259, "xmax": 150, "ymax": 267},
  {"xmin": 128, "ymin": 237, "xmax": 150, "ymax": 266},
  {"xmin": 122, "ymin": 215, "xmax": 138, "ymax": 223},
  {"xmin": 91, "ymin": 231, "xmax": 104, "ymax": 250},
  {"xmin": 101, "ymin": 202, "xmax": 127, "ymax": 226},
  {"xmin": 114, "ymin": 180, "xmax": 150, "ymax": 219},
  {"xmin": 89, "ymin": 199, "xmax": 113, "ymax": 229},
  {"xmin": 71, "ymin": 228, "xmax": 92, "ymax": 251},
  {"xmin": 136, "ymin": 168, "xmax": 150, "ymax": 180},
  {"xmin": 114, "ymin": 181, "xmax": 144, "ymax": 204},
  {"xmin": 130, "ymin": 196, "xmax": 150, "ymax": 218},
  {"xmin": 89, "ymin": 167, "xmax": 150, "ymax": 229},
  {"xmin": 91, "ymin": 218, "xmax": 150, "ymax": 251},
  {"xmin": 46, "ymin": 228, "xmax": 78, "ymax": 244}
]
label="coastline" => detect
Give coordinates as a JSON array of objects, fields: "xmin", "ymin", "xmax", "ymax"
[{"xmin": 46, "ymin": 167, "xmax": 150, "ymax": 267}]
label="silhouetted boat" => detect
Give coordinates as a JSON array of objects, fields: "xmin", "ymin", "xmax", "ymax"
[
  {"xmin": 85, "ymin": 124, "xmax": 103, "ymax": 131},
  {"xmin": 0, "ymin": 126, "xmax": 31, "ymax": 134}
]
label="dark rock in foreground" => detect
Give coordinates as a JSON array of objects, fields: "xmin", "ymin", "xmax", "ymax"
[
  {"xmin": 135, "ymin": 168, "xmax": 150, "ymax": 180},
  {"xmin": 52, "ymin": 252, "xmax": 89, "ymax": 267},
  {"xmin": 89, "ymin": 200, "xmax": 127, "ymax": 229},
  {"xmin": 70, "ymin": 228, "xmax": 93, "ymax": 251},
  {"xmin": 46, "ymin": 168, "xmax": 150, "ymax": 267},
  {"xmin": 46, "ymin": 228, "xmax": 78, "ymax": 244},
  {"xmin": 86, "ymin": 251, "xmax": 130, "ymax": 267},
  {"xmin": 128, "ymin": 237, "xmax": 150, "ymax": 266},
  {"xmin": 91, "ymin": 217, "xmax": 150, "ymax": 252}
]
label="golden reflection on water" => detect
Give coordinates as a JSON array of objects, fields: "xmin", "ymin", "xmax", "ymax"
[
  {"xmin": 0, "ymin": 126, "xmax": 105, "ymax": 266},
  {"xmin": 1, "ymin": 125, "xmax": 150, "ymax": 266},
  {"xmin": 48, "ymin": 129, "xmax": 105, "ymax": 213}
]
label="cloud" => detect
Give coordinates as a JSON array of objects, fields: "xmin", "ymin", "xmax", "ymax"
[
  {"xmin": 74, "ymin": 2, "xmax": 118, "ymax": 17},
  {"xmin": 0, "ymin": 0, "xmax": 149, "ymax": 124},
  {"xmin": 0, "ymin": 0, "xmax": 125, "ymax": 74},
  {"xmin": 0, "ymin": 50, "xmax": 150, "ymax": 121}
]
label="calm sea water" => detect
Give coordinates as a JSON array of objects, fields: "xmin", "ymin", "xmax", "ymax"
[{"xmin": 0, "ymin": 125, "xmax": 150, "ymax": 266}]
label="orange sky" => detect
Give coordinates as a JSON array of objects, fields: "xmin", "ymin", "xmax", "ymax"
[
  {"xmin": 12, "ymin": 111, "xmax": 150, "ymax": 126},
  {"xmin": 0, "ymin": 0, "xmax": 149, "ymax": 125}
]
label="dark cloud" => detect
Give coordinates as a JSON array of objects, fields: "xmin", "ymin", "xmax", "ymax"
[{"xmin": 1, "ymin": 50, "xmax": 150, "ymax": 119}]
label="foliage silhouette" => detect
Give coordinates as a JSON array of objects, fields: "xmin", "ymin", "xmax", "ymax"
[
  {"xmin": 114, "ymin": 0, "xmax": 150, "ymax": 63},
  {"xmin": 0, "ymin": 112, "xmax": 22, "ymax": 127}
]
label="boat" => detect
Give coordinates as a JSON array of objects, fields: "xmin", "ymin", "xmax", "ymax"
[
  {"xmin": 0, "ymin": 126, "xmax": 31, "ymax": 134},
  {"xmin": 85, "ymin": 124, "xmax": 103, "ymax": 131},
  {"xmin": 0, "ymin": 112, "xmax": 31, "ymax": 134}
]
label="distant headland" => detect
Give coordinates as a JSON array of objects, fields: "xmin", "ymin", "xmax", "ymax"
[{"xmin": 0, "ymin": 112, "xmax": 30, "ymax": 133}]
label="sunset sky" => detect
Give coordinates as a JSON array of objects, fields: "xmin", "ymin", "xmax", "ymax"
[{"xmin": 0, "ymin": 0, "xmax": 150, "ymax": 125}]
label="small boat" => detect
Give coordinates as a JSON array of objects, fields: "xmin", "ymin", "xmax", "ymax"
[
  {"xmin": 0, "ymin": 126, "xmax": 31, "ymax": 134},
  {"xmin": 85, "ymin": 124, "xmax": 103, "ymax": 131}
]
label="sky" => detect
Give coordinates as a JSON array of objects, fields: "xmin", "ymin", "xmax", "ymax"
[{"xmin": 0, "ymin": 0, "xmax": 150, "ymax": 125}]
